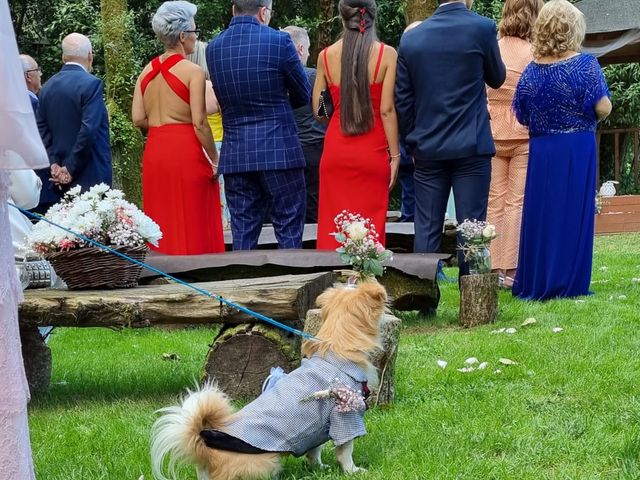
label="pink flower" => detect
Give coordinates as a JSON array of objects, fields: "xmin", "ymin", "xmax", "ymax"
[
  {"xmin": 59, "ymin": 238, "xmax": 75, "ymax": 251},
  {"xmin": 375, "ymin": 243, "xmax": 386, "ymax": 254}
]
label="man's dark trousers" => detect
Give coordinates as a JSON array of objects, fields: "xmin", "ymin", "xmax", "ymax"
[
  {"xmin": 414, "ymin": 155, "xmax": 491, "ymax": 276},
  {"xmin": 225, "ymin": 169, "xmax": 306, "ymax": 250},
  {"xmin": 302, "ymin": 142, "xmax": 322, "ymax": 223}
]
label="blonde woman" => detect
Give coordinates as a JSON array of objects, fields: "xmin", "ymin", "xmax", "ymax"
[
  {"xmin": 512, "ymin": 0, "xmax": 612, "ymax": 300},
  {"xmin": 487, "ymin": 0, "xmax": 543, "ymax": 288}
]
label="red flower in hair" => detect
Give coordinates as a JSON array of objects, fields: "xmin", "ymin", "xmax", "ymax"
[{"xmin": 359, "ymin": 7, "xmax": 367, "ymax": 34}]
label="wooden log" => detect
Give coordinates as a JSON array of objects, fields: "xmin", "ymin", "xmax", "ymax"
[
  {"xmin": 19, "ymin": 324, "xmax": 52, "ymax": 394},
  {"xmin": 459, "ymin": 273, "xmax": 499, "ymax": 328},
  {"xmin": 19, "ymin": 272, "xmax": 335, "ymax": 329},
  {"xmin": 203, "ymin": 323, "xmax": 300, "ymax": 399},
  {"xmin": 304, "ymin": 308, "xmax": 401, "ymax": 406}
]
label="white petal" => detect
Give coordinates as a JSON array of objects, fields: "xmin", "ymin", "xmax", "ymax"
[
  {"xmin": 618, "ymin": 295, "xmax": 627, "ymax": 300},
  {"xmin": 464, "ymin": 357, "xmax": 479, "ymax": 365},
  {"xmin": 505, "ymin": 328, "xmax": 517, "ymax": 334},
  {"xmin": 478, "ymin": 362, "xmax": 489, "ymax": 370},
  {"xmin": 521, "ymin": 318, "xmax": 537, "ymax": 327},
  {"xmin": 552, "ymin": 327, "xmax": 563, "ymax": 333},
  {"xmin": 493, "ymin": 369, "xmax": 502, "ymax": 374},
  {"xmin": 498, "ymin": 358, "xmax": 517, "ymax": 365},
  {"xmin": 600, "ymin": 266, "xmax": 608, "ymax": 272},
  {"xmin": 575, "ymin": 300, "xmax": 586, "ymax": 304},
  {"xmin": 437, "ymin": 360, "xmax": 448, "ymax": 369},
  {"xmin": 457, "ymin": 367, "xmax": 475, "ymax": 373},
  {"xmin": 490, "ymin": 328, "xmax": 506, "ymax": 334},
  {"xmin": 632, "ymin": 278, "xmax": 640, "ymax": 283}
]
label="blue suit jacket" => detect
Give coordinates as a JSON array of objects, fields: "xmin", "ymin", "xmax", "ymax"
[
  {"xmin": 36, "ymin": 64, "xmax": 112, "ymax": 204},
  {"xmin": 396, "ymin": 3, "xmax": 506, "ymax": 162},
  {"xmin": 206, "ymin": 16, "xmax": 310, "ymax": 175}
]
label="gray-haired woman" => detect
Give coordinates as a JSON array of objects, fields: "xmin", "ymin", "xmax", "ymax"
[{"xmin": 132, "ymin": 0, "xmax": 224, "ymax": 255}]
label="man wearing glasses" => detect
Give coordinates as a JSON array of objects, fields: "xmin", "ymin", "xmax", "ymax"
[
  {"xmin": 19, "ymin": 54, "xmax": 42, "ymax": 113},
  {"xmin": 206, "ymin": 0, "xmax": 311, "ymax": 251}
]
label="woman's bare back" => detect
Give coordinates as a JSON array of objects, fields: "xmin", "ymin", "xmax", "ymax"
[{"xmin": 140, "ymin": 57, "xmax": 199, "ymax": 127}]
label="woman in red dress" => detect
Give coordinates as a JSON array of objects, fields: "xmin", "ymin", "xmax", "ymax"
[
  {"xmin": 313, "ymin": 0, "xmax": 400, "ymax": 250},
  {"xmin": 132, "ymin": 1, "xmax": 224, "ymax": 255}
]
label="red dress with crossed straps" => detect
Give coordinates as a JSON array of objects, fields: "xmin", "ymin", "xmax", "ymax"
[
  {"xmin": 316, "ymin": 44, "xmax": 391, "ymax": 250},
  {"xmin": 140, "ymin": 54, "xmax": 224, "ymax": 255}
]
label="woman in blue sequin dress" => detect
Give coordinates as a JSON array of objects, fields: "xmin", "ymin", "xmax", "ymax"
[{"xmin": 512, "ymin": 0, "xmax": 612, "ymax": 300}]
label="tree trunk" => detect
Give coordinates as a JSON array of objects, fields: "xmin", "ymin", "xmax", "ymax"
[
  {"xmin": 459, "ymin": 273, "xmax": 499, "ymax": 328},
  {"xmin": 203, "ymin": 323, "xmax": 300, "ymax": 400},
  {"xmin": 19, "ymin": 325, "xmax": 52, "ymax": 394},
  {"xmin": 19, "ymin": 272, "xmax": 335, "ymax": 329},
  {"xmin": 405, "ymin": 0, "xmax": 439, "ymax": 23},
  {"xmin": 101, "ymin": 0, "xmax": 143, "ymax": 206},
  {"xmin": 318, "ymin": 0, "xmax": 336, "ymax": 50}
]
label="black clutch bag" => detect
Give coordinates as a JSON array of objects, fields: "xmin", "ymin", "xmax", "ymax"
[{"xmin": 317, "ymin": 89, "xmax": 334, "ymax": 119}]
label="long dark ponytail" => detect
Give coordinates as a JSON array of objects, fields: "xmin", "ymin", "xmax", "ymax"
[{"xmin": 339, "ymin": 0, "xmax": 377, "ymax": 136}]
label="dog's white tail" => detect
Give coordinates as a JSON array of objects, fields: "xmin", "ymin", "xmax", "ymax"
[{"xmin": 150, "ymin": 382, "xmax": 234, "ymax": 480}]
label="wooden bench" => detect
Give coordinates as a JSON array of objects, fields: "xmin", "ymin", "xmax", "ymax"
[{"xmin": 19, "ymin": 272, "xmax": 334, "ymax": 396}]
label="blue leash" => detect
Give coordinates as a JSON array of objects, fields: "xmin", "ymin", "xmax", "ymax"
[{"xmin": 9, "ymin": 203, "xmax": 317, "ymax": 341}]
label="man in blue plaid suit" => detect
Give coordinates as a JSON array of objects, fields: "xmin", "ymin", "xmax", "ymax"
[{"xmin": 207, "ymin": 0, "xmax": 311, "ymax": 250}]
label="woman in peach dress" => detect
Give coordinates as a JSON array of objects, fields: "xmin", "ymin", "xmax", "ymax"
[{"xmin": 486, "ymin": 0, "xmax": 543, "ymax": 288}]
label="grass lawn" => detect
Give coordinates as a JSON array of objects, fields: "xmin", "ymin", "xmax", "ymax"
[{"xmin": 29, "ymin": 234, "xmax": 640, "ymax": 479}]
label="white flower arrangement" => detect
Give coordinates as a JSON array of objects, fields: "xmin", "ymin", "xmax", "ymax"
[
  {"xmin": 29, "ymin": 184, "xmax": 162, "ymax": 254},
  {"xmin": 456, "ymin": 219, "xmax": 498, "ymax": 274}
]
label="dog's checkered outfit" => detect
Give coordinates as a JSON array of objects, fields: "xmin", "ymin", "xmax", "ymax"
[{"xmin": 222, "ymin": 353, "xmax": 369, "ymax": 457}]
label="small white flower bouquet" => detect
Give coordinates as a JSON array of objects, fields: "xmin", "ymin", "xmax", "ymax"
[
  {"xmin": 456, "ymin": 219, "xmax": 497, "ymax": 275},
  {"xmin": 29, "ymin": 184, "xmax": 162, "ymax": 254},
  {"xmin": 332, "ymin": 211, "xmax": 393, "ymax": 280}
]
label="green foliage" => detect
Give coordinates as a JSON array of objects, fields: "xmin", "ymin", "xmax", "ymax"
[{"xmin": 102, "ymin": 0, "xmax": 143, "ymax": 205}]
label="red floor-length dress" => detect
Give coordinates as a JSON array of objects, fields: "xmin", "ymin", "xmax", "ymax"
[
  {"xmin": 141, "ymin": 54, "xmax": 224, "ymax": 255},
  {"xmin": 316, "ymin": 44, "xmax": 390, "ymax": 250}
]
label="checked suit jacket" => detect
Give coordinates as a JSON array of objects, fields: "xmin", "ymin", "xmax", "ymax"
[{"xmin": 206, "ymin": 16, "xmax": 311, "ymax": 176}]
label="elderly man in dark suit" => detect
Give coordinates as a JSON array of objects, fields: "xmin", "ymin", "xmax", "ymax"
[
  {"xmin": 395, "ymin": 0, "xmax": 505, "ymax": 276},
  {"xmin": 35, "ymin": 32, "xmax": 112, "ymax": 213},
  {"xmin": 207, "ymin": 0, "xmax": 310, "ymax": 250},
  {"xmin": 19, "ymin": 54, "xmax": 42, "ymax": 114}
]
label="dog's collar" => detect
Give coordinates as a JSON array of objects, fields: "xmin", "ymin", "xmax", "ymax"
[{"xmin": 310, "ymin": 352, "xmax": 368, "ymax": 383}]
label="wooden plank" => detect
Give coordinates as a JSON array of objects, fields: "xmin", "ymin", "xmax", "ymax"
[
  {"xmin": 596, "ymin": 214, "xmax": 639, "ymax": 226},
  {"xmin": 18, "ymin": 272, "xmax": 335, "ymax": 329},
  {"xmin": 601, "ymin": 195, "xmax": 640, "ymax": 206}
]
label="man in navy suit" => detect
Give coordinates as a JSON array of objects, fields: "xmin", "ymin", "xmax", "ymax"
[
  {"xmin": 395, "ymin": 0, "xmax": 505, "ymax": 276},
  {"xmin": 35, "ymin": 33, "xmax": 112, "ymax": 213},
  {"xmin": 207, "ymin": 0, "xmax": 310, "ymax": 250}
]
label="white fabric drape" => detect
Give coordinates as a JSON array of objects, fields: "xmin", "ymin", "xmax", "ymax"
[
  {"xmin": 1, "ymin": 0, "xmax": 45, "ymax": 478},
  {"xmin": 0, "ymin": 0, "xmax": 48, "ymax": 171}
]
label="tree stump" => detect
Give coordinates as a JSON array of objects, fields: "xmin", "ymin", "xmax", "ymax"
[
  {"xmin": 459, "ymin": 273, "xmax": 499, "ymax": 328},
  {"xmin": 203, "ymin": 324, "xmax": 300, "ymax": 399},
  {"xmin": 19, "ymin": 325, "xmax": 52, "ymax": 394},
  {"xmin": 304, "ymin": 308, "xmax": 401, "ymax": 406}
]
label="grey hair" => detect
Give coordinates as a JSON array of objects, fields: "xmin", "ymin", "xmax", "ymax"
[
  {"xmin": 186, "ymin": 40, "xmax": 210, "ymax": 80},
  {"xmin": 19, "ymin": 55, "xmax": 35, "ymax": 72},
  {"xmin": 152, "ymin": 1, "xmax": 197, "ymax": 48},
  {"xmin": 282, "ymin": 26, "xmax": 310, "ymax": 49},
  {"xmin": 233, "ymin": 0, "xmax": 272, "ymax": 16},
  {"xmin": 62, "ymin": 33, "xmax": 92, "ymax": 58}
]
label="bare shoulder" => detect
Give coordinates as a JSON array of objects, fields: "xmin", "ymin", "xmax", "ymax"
[{"xmin": 382, "ymin": 44, "xmax": 397, "ymax": 60}]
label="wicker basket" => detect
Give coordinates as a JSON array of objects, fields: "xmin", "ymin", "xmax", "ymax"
[{"xmin": 46, "ymin": 246, "xmax": 148, "ymax": 290}]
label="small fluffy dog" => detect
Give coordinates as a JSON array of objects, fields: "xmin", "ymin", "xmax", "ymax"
[{"xmin": 150, "ymin": 281, "xmax": 387, "ymax": 480}]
